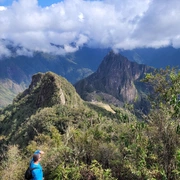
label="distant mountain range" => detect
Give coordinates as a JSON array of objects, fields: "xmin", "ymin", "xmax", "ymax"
[
  {"xmin": 121, "ymin": 46, "xmax": 180, "ymax": 68},
  {"xmin": 0, "ymin": 44, "xmax": 180, "ymax": 108},
  {"xmin": 0, "ymin": 47, "xmax": 109, "ymax": 107}
]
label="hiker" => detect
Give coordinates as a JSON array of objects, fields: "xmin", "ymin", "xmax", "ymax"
[
  {"xmin": 25, "ymin": 150, "xmax": 45, "ymax": 180},
  {"xmin": 30, "ymin": 153, "xmax": 44, "ymax": 180},
  {"xmin": 30, "ymin": 150, "xmax": 44, "ymax": 180}
]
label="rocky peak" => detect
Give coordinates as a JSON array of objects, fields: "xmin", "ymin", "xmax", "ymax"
[
  {"xmin": 75, "ymin": 51, "xmax": 154, "ymax": 106},
  {"xmin": 15, "ymin": 72, "xmax": 83, "ymax": 109},
  {"xmin": 97, "ymin": 51, "xmax": 150, "ymax": 81}
]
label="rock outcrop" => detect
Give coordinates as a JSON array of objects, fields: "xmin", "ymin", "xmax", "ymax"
[
  {"xmin": 75, "ymin": 51, "xmax": 154, "ymax": 109},
  {"xmin": 15, "ymin": 71, "xmax": 83, "ymax": 109}
]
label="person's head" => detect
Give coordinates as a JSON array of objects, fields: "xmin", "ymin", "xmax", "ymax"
[{"xmin": 33, "ymin": 154, "xmax": 41, "ymax": 163}]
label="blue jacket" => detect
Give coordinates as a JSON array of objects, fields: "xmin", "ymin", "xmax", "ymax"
[
  {"xmin": 30, "ymin": 150, "xmax": 43, "ymax": 180},
  {"xmin": 30, "ymin": 162, "xmax": 43, "ymax": 180}
]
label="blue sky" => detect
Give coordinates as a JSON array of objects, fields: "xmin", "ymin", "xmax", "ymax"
[
  {"xmin": 0, "ymin": 0, "xmax": 180, "ymax": 57},
  {"xmin": 0, "ymin": 0, "xmax": 63, "ymax": 7},
  {"xmin": 38, "ymin": 0, "xmax": 63, "ymax": 7}
]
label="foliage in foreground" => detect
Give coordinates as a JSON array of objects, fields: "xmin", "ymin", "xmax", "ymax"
[{"xmin": 0, "ymin": 68, "xmax": 180, "ymax": 179}]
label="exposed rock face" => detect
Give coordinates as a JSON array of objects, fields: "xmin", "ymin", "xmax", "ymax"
[
  {"xmin": 75, "ymin": 51, "xmax": 154, "ymax": 107},
  {"xmin": 15, "ymin": 72, "xmax": 83, "ymax": 109}
]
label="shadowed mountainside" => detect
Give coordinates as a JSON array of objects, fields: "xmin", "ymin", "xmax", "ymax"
[
  {"xmin": 75, "ymin": 51, "xmax": 154, "ymax": 112},
  {"xmin": 1, "ymin": 45, "xmax": 180, "ymax": 108},
  {"xmin": 0, "ymin": 47, "xmax": 109, "ymax": 107},
  {"xmin": 0, "ymin": 79, "xmax": 25, "ymax": 108}
]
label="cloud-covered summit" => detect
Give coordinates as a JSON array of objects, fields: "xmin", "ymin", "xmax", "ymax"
[{"xmin": 0, "ymin": 0, "xmax": 180, "ymax": 57}]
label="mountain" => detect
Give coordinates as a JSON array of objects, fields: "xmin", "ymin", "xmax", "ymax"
[
  {"xmin": 0, "ymin": 71, "xmax": 135, "ymax": 157},
  {"xmin": 120, "ymin": 46, "xmax": 180, "ymax": 68},
  {"xmin": 0, "ymin": 71, "xmax": 84, "ymax": 145},
  {"xmin": 0, "ymin": 71, "xmax": 134, "ymax": 145},
  {"xmin": 0, "ymin": 70, "xmax": 179, "ymax": 179},
  {"xmin": 0, "ymin": 79, "xmax": 25, "ymax": 107},
  {"xmin": 0, "ymin": 46, "xmax": 110, "ymax": 107},
  {"xmin": 16, "ymin": 71, "xmax": 83, "ymax": 108},
  {"xmin": 0, "ymin": 70, "xmax": 141, "ymax": 179},
  {"xmin": 75, "ymin": 51, "xmax": 154, "ymax": 113},
  {"xmin": 0, "ymin": 51, "xmax": 91, "ymax": 85},
  {"xmin": 1, "ymin": 44, "xmax": 180, "ymax": 108}
]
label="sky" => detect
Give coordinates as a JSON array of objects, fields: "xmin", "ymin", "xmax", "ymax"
[{"xmin": 0, "ymin": 0, "xmax": 180, "ymax": 57}]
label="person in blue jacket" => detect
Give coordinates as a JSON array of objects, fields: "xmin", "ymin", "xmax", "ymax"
[{"xmin": 30, "ymin": 150, "xmax": 44, "ymax": 180}]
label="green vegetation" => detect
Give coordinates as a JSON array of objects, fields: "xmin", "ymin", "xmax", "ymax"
[{"xmin": 0, "ymin": 69, "xmax": 180, "ymax": 179}]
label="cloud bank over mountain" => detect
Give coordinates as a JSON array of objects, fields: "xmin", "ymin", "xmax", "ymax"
[{"xmin": 0, "ymin": 0, "xmax": 180, "ymax": 57}]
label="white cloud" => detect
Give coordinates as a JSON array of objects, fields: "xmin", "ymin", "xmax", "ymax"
[
  {"xmin": 78, "ymin": 12, "xmax": 84, "ymax": 22},
  {"xmin": 0, "ymin": 6, "xmax": 6, "ymax": 11},
  {"xmin": 131, "ymin": 0, "xmax": 180, "ymax": 48},
  {"xmin": 0, "ymin": 0, "xmax": 180, "ymax": 56},
  {"xmin": 0, "ymin": 42, "xmax": 11, "ymax": 58},
  {"xmin": 16, "ymin": 47, "xmax": 33, "ymax": 57}
]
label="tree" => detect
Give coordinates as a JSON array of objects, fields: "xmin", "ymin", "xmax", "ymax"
[{"xmin": 144, "ymin": 67, "xmax": 180, "ymax": 179}]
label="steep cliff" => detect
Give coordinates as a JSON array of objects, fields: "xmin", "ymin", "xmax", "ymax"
[
  {"xmin": 0, "ymin": 72, "xmax": 84, "ymax": 145},
  {"xmin": 75, "ymin": 51, "xmax": 154, "ymax": 110},
  {"xmin": 15, "ymin": 71, "xmax": 83, "ymax": 109}
]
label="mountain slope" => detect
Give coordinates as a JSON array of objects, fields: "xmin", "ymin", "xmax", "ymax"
[
  {"xmin": 0, "ymin": 70, "xmax": 139, "ymax": 179},
  {"xmin": 0, "ymin": 47, "xmax": 109, "ymax": 107},
  {"xmin": 75, "ymin": 51, "xmax": 154, "ymax": 112},
  {"xmin": 120, "ymin": 46, "xmax": 180, "ymax": 68},
  {"xmin": 0, "ymin": 79, "xmax": 25, "ymax": 108},
  {"xmin": 0, "ymin": 70, "xmax": 179, "ymax": 179},
  {"xmin": 0, "ymin": 72, "xmax": 84, "ymax": 145},
  {"xmin": 0, "ymin": 71, "xmax": 134, "ymax": 148},
  {"xmin": 1, "ymin": 45, "xmax": 180, "ymax": 108}
]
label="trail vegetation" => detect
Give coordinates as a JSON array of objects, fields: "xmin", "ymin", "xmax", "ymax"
[{"xmin": 0, "ymin": 69, "xmax": 180, "ymax": 179}]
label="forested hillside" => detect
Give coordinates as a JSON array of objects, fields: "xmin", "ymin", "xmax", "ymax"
[{"xmin": 0, "ymin": 69, "xmax": 180, "ymax": 180}]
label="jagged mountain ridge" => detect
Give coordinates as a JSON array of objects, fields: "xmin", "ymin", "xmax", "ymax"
[
  {"xmin": 120, "ymin": 46, "xmax": 180, "ymax": 68},
  {"xmin": 0, "ymin": 71, "xmax": 84, "ymax": 144},
  {"xmin": 75, "ymin": 51, "xmax": 154, "ymax": 109},
  {"xmin": 15, "ymin": 71, "xmax": 83, "ymax": 109},
  {"xmin": 0, "ymin": 71, "xmax": 134, "ymax": 147},
  {"xmin": 1, "ymin": 45, "xmax": 180, "ymax": 108},
  {"xmin": 0, "ymin": 47, "xmax": 109, "ymax": 107}
]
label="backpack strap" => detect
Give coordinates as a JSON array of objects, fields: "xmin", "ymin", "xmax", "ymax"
[
  {"xmin": 31, "ymin": 167, "xmax": 39, "ymax": 171},
  {"xmin": 31, "ymin": 167, "xmax": 40, "ymax": 179}
]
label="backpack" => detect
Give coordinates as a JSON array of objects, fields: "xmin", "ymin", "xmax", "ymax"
[{"xmin": 24, "ymin": 166, "xmax": 38, "ymax": 180}]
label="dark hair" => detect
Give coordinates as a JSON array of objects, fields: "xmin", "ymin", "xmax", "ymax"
[{"xmin": 33, "ymin": 154, "xmax": 40, "ymax": 162}]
